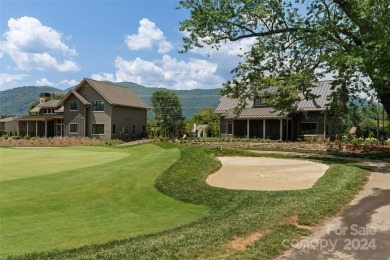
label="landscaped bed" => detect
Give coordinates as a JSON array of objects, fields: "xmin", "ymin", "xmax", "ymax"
[
  {"xmin": 0, "ymin": 137, "xmax": 114, "ymax": 147},
  {"xmin": 2, "ymin": 143, "xmax": 370, "ymax": 259}
]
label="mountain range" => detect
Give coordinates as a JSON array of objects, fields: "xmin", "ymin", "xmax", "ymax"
[{"xmin": 0, "ymin": 82, "xmax": 222, "ymax": 119}]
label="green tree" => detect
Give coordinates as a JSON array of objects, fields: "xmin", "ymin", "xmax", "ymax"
[
  {"xmin": 150, "ymin": 91, "xmax": 184, "ymax": 136},
  {"xmin": 28, "ymin": 101, "xmax": 40, "ymax": 115},
  {"xmin": 359, "ymin": 118, "xmax": 377, "ymax": 138},
  {"xmin": 51, "ymin": 93, "xmax": 65, "ymax": 100},
  {"xmin": 192, "ymin": 108, "xmax": 220, "ymax": 137},
  {"xmin": 179, "ymin": 0, "xmax": 390, "ymax": 115}
]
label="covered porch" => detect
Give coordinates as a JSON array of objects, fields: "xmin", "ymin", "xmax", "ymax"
[
  {"xmin": 222, "ymin": 118, "xmax": 292, "ymax": 141},
  {"xmin": 17, "ymin": 115, "xmax": 64, "ymax": 138}
]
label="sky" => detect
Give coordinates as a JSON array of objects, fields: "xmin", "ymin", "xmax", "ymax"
[{"xmin": 0, "ymin": 0, "xmax": 255, "ymax": 91}]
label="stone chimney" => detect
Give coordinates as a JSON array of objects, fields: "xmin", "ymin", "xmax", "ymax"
[{"xmin": 39, "ymin": 93, "xmax": 50, "ymax": 103}]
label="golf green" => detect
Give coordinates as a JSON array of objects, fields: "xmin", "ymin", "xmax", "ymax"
[{"xmin": 0, "ymin": 145, "xmax": 209, "ymax": 257}]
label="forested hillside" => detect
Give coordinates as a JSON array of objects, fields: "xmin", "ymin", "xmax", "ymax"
[
  {"xmin": 0, "ymin": 86, "xmax": 66, "ymax": 116},
  {"xmin": 0, "ymin": 82, "xmax": 221, "ymax": 119}
]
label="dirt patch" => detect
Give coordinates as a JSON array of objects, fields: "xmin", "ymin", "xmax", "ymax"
[
  {"xmin": 230, "ymin": 232, "xmax": 263, "ymax": 251},
  {"xmin": 288, "ymin": 215, "xmax": 313, "ymax": 231},
  {"xmin": 207, "ymin": 157, "xmax": 328, "ymax": 191}
]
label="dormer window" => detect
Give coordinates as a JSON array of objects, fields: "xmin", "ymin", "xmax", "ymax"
[
  {"xmin": 43, "ymin": 108, "xmax": 55, "ymax": 114},
  {"xmin": 254, "ymin": 97, "xmax": 267, "ymax": 107}
]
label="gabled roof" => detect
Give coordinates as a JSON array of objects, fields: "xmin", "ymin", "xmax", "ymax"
[
  {"xmin": 30, "ymin": 99, "xmax": 62, "ymax": 113},
  {"xmin": 215, "ymin": 80, "xmax": 334, "ymax": 118},
  {"xmin": 58, "ymin": 90, "xmax": 90, "ymax": 106},
  {"xmin": 75, "ymin": 78, "xmax": 150, "ymax": 109},
  {"xmin": 296, "ymin": 81, "xmax": 333, "ymax": 111},
  {"xmin": 38, "ymin": 100, "xmax": 61, "ymax": 108}
]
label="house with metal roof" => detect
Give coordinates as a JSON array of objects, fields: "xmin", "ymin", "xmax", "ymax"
[
  {"xmin": 215, "ymin": 81, "xmax": 335, "ymax": 141},
  {"xmin": 17, "ymin": 78, "xmax": 149, "ymax": 139}
]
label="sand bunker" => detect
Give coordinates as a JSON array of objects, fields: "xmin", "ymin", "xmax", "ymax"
[{"xmin": 207, "ymin": 157, "xmax": 329, "ymax": 191}]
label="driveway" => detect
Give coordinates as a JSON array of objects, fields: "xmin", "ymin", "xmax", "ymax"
[{"xmin": 251, "ymin": 151, "xmax": 390, "ymax": 259}]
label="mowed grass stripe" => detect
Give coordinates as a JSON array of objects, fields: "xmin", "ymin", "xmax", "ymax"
[
  {"xmin": 0, "ymin": 144, "xmax": 209, "ymax": 257},
  {"xmin": 0, "ymin": 146, "xmax": 129, "ymax": 181}
]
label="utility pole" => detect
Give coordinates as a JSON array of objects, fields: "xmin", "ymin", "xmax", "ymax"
[
  {"xmin": 383, "ymin": 105, "xmax": 385, "ymax": 145},
  {"xmin": 377, "ymin": 93, "xmax": 380, "ymax": 140}
]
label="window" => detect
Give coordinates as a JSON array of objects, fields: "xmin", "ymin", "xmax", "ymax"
[
  {"xmin": 92, "ymin": 124, "xmax": 104, "ymax": 135},
  {"xmin": 228, "ymin": 123, "xmax": 233, "ymax": 134},
  {"xmin": 132, "ymin": 125, "xmax": 136, "ymax": 135},
  {"xmin": 43, "ymin": 108, "xmax": 55, "ymax": 114},
  {"xmin": 299, "ymin": 123, "xmax": 318, "ymax": 135},
  {"xmin": 254, "ymin": 97, "xmax": 267, "ymax": 107},
  {"xmin": 92, "ymin": 101, "xmax": 104, "ymax": 111},
  {"xmin": 112, "ymin": 124, "xmax": 116, "ymax": 135},
  {"xmin": 70, "ymin": 123, "xmax": 78, "ymax": 134},
  {"xmin": 142, "ymin": 125, "xmax": 146, "ymax": 134},
  {"xmin": 70, "ymin": 101, "xmax": 78, "ymax": 111}
]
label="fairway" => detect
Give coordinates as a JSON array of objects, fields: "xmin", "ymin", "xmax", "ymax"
[{"xmin": 0, "ymin": 145, "xmax": 209, "ymax": 257}]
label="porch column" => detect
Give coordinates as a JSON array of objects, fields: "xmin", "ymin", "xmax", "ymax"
[
  {"xmin": 323, "ymin": 112, "xmax": 326, "ymax": 139},
  {"xmin": 35, "ymin": 121, "xmax": 38, "ymax": 137},
  {"xmin": 280, "ymin": 119, "xmax": 283, "ymax": 141},
  {"xmin": 263, "ymin": 119, "xmax": 266, "ymax": 140},
  {"xmin": 26, "ymin": 121, "xmax": 29, "ymax": 136},
  {"xmin": 292, "ymin": 118, "xmax": 294, "ymax": 140},
  {"xmin": 232, "ymin": 120, "xmax": 234, "ymax": 137},
  {"xmin": 44, "ymin": 121, "xmax": 47, "ymax": 138},
  {"xmin": 225, "ymin": 119, "xmax": 228, "ymax": 138},
  {"xmin": 247, "ymin": 119, "xmax": 250, "ymax": 138},
  {"xmin": 286, "ymin": 119, "xmax": 289, "ymax": 141}
]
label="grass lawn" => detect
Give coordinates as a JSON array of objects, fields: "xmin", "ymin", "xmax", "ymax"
[
  {"xmin": 0, "ymin": 145, "xmax": 209, "ymax": 258},
  {"xmin": 12, "ymin": 144, "xmax": 370, "ymax": 259}
]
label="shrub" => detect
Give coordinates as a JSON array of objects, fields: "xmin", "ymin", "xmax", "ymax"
[
  {"xmin": 342, "ymin": 133, "xmax": 353, "ymax": 143},
  {"xmin": 365, "ymin": 137, "xmax": 379, "ymax": 146}
]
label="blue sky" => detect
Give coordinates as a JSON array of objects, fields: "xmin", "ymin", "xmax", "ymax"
[{"xmin": 0, "ymin": 0, "xmax": 254, "ymax": 91}]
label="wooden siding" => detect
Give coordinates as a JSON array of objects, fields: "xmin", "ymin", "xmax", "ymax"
[
  {"xmin": 292, "ymin": 111, "xmax": 327, "ymax": 140},
  {"xmin": 78, "ymin": 83, "xmax": 112, "ymax": 139},
  {"xmin": 111, "ymin": 106, "xmax": 147, "ymax": 138},
  {"xmin": 63, "ymin": 95, "xmax": 86, "ymax": 138}
]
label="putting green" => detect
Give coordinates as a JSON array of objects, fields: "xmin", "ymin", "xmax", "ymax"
[
  {"xmin": 0, "ymin": 146, "xmax": 128, "ymax": 181},
  {"xmin": 0, "ymin": 145, "xmax": 209, "ymax": 257}
]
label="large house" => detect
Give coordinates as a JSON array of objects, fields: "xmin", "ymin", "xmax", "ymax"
[
  {"xmin": 215, "ymin": 81, "xmax": 335, "ymax": 141},
  {"xmin": 17, "ymin": 78, "xmax": 149, "ymax": 139}
]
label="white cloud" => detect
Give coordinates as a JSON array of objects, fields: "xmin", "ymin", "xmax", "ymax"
[
  {"xmin": 125, "ymin": 18, "xmax": 173, "ymax": 54},
  {"xmin": 181, "ymin": 31, "xmax": 257, "ymax": 79},
  {"xmin": 190, "ymin": 37, "xmax": 257, "ymax": 57},
  {"xmin": 0, "ymin": 73, "xmax": 29, "ymax": 90},
  {"xmin": 92, "ymin": 55, "xmax": 225, "ymax": 90},
  {"xmin": 90, "ymin": 73, "xmax": 116, "ymax": 82},
  {"xmin": 35, "ymin": 78, "xmax": 54, "ymax": 86},
  {"xmin": 0, "ymin": 16, "xmax": 80, "ymax": 72},
  {"xmin": 59, "ymin": 79, "xmax": 78, "ymax": 87}
]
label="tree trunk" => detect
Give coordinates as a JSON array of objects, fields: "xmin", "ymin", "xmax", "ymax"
[
  {"xmin": 379, "ymin": 91, "xmax": 390, "ymax": 117},
  {"xmin": 370, "ymin": 78, "xmax": 390, "ymax": 117}
]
